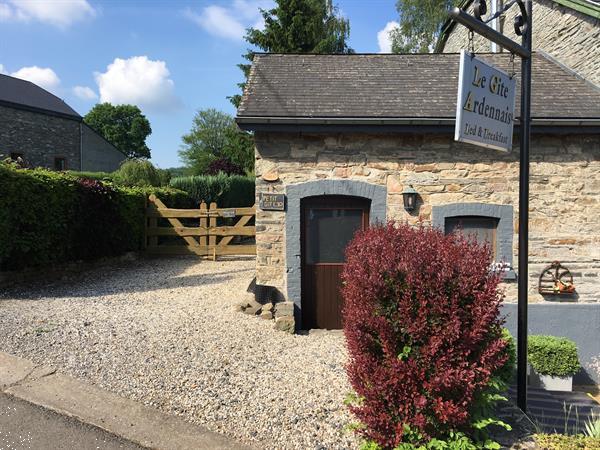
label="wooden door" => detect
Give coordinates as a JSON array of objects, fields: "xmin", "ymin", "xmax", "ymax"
[{"xmin": 301, "ymin": 196, "xmax": 370, "ymax": 329}]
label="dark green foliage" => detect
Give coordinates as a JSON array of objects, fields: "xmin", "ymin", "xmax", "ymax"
[
  {"xmin": 112, "ymin": 159, "xmax": 164, "ymax": 187},
  {"xmin": 163, "ymin": 167, "xmax": 189, "ymax": 178},
  {"xmin": 391, "ymin": 0, "xmax": 459, "ymax": 53},
  {"xmin": 67, "ymin": 171, "xmax": 114, "ymax": 182},
  {"xmin": 84, "ymin": 103, "xmax": 152, "ymax": 158},
  {"xmin": 497, "ymin": 328, "xmax": 517, "ymax": 384},
  {"xmin": 528, "ymin": 335, "xmax": 581, "ymax": 377},
  {"xmin": 230, "ymin": 0, "xmax": 353, "ymax": 108},
  {"xmin": 0, "ymin": 164, "xmax": 190, "ymax": 271},
  {"xmin": 179, "ymin": 109, "xmax": 254, "ymax": 175},
  {"xmin": 169, "ymin": 174, "xmax": 255, "ymax": 207}
]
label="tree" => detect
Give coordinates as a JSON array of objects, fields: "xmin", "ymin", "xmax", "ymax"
[
  {"xmin": 112, "ymin": 159, "xmax": 165, "ymax": 187},
  {"xmin": 84, "ymin": 103, "xmax": 152, "ymax": 159},
  {"xmin": 390, "ymin": 0, "xmax": 458, "ymax": 53},
  {"xmin": 230, "ymin": 0, "xmax": 352, "ymax": 107},
  {"xmin": 179, "ymin": 109, "xmax": 254, "ymax": 175}
]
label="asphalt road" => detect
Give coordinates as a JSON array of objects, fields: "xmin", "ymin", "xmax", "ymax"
[{"xmin": 0, "ymin": 393, "xmax": 144, "ymax": 450}]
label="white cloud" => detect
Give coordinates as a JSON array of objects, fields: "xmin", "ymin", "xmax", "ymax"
[
  {"xmin": 0, "ymin": 0, "xmax": 95, "ymax": 28},
  {"xmin": 0, "ymin": 63, "xmax": 6, "ymax": 74},
  {"xmin": 73, "ymin": 85, "xmax": 98, "ymax": 100},
  {"xmin": 94, "ymin": 56, "xmax": 181, "ymax": 112},
  {"xmin": 0, "ymin": 3, "xmax": 12, "ymax": 21},
  {"xmin": 185, "ymin": 0, "xmax": 272, "ymax": 41},
  {"xmin": 10, "ymin": 66, "xmax": 61, "ymax": 93},
  {"xmin": 377, "ymin": 21, "xmax": 400, "ymax": 53}
]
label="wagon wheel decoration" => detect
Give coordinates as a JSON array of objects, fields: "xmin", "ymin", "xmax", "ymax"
[{"xmin": 538, "ymin": 261, "xmax": 576, "ymax": 295}]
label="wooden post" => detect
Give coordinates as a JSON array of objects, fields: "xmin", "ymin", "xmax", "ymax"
[
  {"xmin": 209, "ymin": 202, "xmax": 217, "ymax": 261},
  {"xmin": 199, "ymin": 201, "xmax": 207, "ymax": 249},
  {"xmin": 148, "ymin": 195, "xmax": 158, "ymax": 249}
]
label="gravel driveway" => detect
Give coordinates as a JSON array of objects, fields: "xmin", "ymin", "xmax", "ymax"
[{"xmin": 0, "ymin": 257, "xmax": 357, "ymax": 449}]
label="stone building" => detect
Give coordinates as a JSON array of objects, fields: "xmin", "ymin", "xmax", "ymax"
[
  {"xmin": 237, "ymin": 53, "xmax": 600, "ymax": 382},
  {"xmin": 0, "ymin": 73, "xmax": 125, "ymax": 172},
  {"xmin": 438, "ymin": 0, "xmax": 600, "ymax": 85}
]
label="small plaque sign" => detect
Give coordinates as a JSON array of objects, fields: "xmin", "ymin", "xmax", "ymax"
[
  {"xmin": 221, "ymin": 209, "xmax": 236, "ymax": 218},
  {"xmin": 259, "ymin": 193, "xmax": 286, "ymax": 211}
]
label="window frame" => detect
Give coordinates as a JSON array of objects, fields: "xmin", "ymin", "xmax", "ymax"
[{"xmin": 432, "ymin": 203, "xmax": 515, "ymax": 279}]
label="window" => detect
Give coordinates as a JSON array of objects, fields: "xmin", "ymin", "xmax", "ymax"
[
  {"xmin": 54, "ymin": 157, "xmax": 66, "ymax": 171},
  {"xmin": 445, "ymin": 216, "xmax": 499, "ymax": 258},
  {"xmin": 431, "ymin": 203, "xmax": 514, "ymax": 274},
  {"xmin": 10, "ymin": 152, "xmax": 23, "ymax": 161}
]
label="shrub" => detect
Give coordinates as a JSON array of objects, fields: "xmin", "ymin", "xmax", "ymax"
[
  {"xmin": 528, "ymin": 335, "xmax": 581, "ymax": 377},
  {"xmin": 169, "ymin": 173, "xmax": 254, "ymax": 207},
  {"xmin": 206, "ymin": 157, "xmax": 245, "ymax": 176},
  {"xmin": 67, "ymin": 170, "xmax": 114, "ymax": 182},
  {"xmin": 0, "ymin": 164, "xmax": 190, "ymax": 271},
  {"xmin": 342, "ymin": 223, "xmax": 510, "ymax": 448},
  {"xmin": 112, "ymin": 159, "xmax": 162, "ymax": 187}
]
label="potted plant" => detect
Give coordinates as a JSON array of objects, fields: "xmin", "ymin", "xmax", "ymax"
[{"xmin": 528, "ymin": 335, "xmax": 581, "ymax": 392}]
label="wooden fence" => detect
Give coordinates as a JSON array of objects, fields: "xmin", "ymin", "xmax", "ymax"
[{"xmin": 145, "ymin": 195, "xmax": 256, "ymax": 259}]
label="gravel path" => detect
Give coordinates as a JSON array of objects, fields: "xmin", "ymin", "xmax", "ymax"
[{"xmin": 0, "ymin": 257, "xmax": 357, "ymax": 449}]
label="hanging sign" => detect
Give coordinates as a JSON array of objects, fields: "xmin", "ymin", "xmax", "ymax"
[{"xmin": 455, "ymin": 49, "xmax": 516, "ymax": 152}]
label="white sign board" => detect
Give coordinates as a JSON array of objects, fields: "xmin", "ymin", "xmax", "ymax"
[{"xmin": 455, "ymin": 49, "xmax": 516, "ymax": 152}]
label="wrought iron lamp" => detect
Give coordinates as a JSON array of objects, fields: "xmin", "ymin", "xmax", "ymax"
[{"xmin": 402, "ymin": 185, "xmax": 418, "ymax": 211}]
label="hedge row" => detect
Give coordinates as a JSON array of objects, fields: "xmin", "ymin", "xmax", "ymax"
[
  {"xmin": 169, "ymin": 173, "xmax": 255, "ymax": 208},
  {"xmin": 0, "ymin": 164, "xmax": 191, "ymax": 271}
]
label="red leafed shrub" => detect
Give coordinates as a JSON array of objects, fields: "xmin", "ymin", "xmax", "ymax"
[
  {"xmin": 206, "ymin": 157, "xmax": 245, "ymax": 176},
  {"xmin": 342, "ymin": 223, "xmax": 508, "ymax": 448}
]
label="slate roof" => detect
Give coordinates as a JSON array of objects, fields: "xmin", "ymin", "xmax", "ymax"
[
  {"xmin": 236, "ymin": 52, "xmax": 600, "ymax": 126},
  {"xmin": 0, "ymin": 73, "xmax": 80, "ymax": 119}
]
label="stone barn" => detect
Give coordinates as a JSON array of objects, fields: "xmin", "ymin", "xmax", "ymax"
[{"xmin": 236, "ymin": 52, "xmax": 600, "ymax": 382}]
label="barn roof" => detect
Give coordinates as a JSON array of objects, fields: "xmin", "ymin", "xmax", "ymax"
[
  {"xmin": 236, "ymin": 52, "xmax": 600, "ymax": 131},
  {"xmin": 0, "ymin": 73, "xmax": 80, "ymax": 119}
]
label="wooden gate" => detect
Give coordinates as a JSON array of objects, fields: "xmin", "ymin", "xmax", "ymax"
[{"xmin": 145, "ymin": 195, "xmax": 256, "ymax": 259}]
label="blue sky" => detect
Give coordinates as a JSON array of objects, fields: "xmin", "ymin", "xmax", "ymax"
[{"xmin": 0, "ymin": 0, "xmax": 399, "ymax": 168}]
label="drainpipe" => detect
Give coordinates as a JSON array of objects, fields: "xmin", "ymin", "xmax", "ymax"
[
  {"xmin": 79, "ymin": 122, "xmax": 83, "ymax": 170},
  {"xmin": 490, "ymin": 0, "xmax": 505, "ymax": 52}
]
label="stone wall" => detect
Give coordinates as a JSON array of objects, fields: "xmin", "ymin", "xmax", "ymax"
[
  {"xmin": 81, "ymin": 124, "xmax": 126, "ymax": 172},
  {"xmin": 442, "ymin": 0, "xmax": 600, "ymax": 86},
  {"xmin": 255, "ymin": 131, "xmax": 600, "ymax": 305},
  {"xmin": 0, "ymin": 105, "xmax": 81, "ymax": 170}
]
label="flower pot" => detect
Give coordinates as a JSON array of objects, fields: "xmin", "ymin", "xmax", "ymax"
[{"xmin": 529, "ymin": 367, "xmax": 573, "ymax": 392}]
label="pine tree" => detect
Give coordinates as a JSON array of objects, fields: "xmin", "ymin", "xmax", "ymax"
[{"xmin": 230, "ymin": 0, "xmax": 352, "ymax": 108}]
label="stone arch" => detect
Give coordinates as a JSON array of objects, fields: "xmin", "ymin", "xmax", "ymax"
[{"xmin": 285, "ymin": 179, "xmax": 387, "ymax": 325}]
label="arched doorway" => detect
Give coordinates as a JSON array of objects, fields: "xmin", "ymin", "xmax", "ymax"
[{"xmin": 300, "ymin": 195, "xmax": 370, "ymax": 329}]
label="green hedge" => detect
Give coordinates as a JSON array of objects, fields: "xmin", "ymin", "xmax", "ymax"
[
  {"xmin": 0, "ymin": 164, "xmax": 191, "ymax": 271},
  {"xmin": 528, "ymin": 335, "xmax": 581, "ymax": 377},
  {"xmin": 169, "ymin": 173, "xmax": 255, "ymax": 207},
  {"xmin": 67, "ymin": 170, "xmax": 114, "ymax": 182}
]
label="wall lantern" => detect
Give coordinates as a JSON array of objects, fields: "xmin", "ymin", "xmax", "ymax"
[{"xmin": 402, "ymin": 185, "xmax": 418, "ymax": 211}]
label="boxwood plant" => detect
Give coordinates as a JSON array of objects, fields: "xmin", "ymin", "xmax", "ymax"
[{"xmin": 528, "ymin": 335, "xmax": 581, "ymax": 377}]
